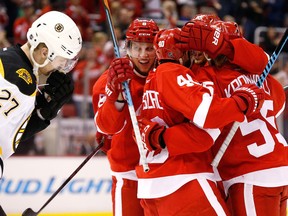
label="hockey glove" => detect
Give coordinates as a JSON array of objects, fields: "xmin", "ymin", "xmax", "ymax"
[
  {"xmin": 106, "ymin": 58, "xmax": 134, "ymax": 102},
  {"xmin": 44, "ymin": 71, "xmax": 74, "ymax": 102},
  {"xmin": 174, "ymin": 21, "xmax": 233, "ymax": 59},
  {"xmin": 135, "ymin": 118, "xmax": 166, "ymax": 153},
  {"xmin": 231, "ymin": 84, "xmax": 265, "ymax": 117},
  {"xmin": 37, "ymin": 71, "xmax": 74, "ymax": 120},
  {"xmin": 95, "ymin": 131, "xmax": 111, "ymax": 154},
  {"xmin": 107, "ymin": 58, "xmax": 134, "ymax": 92}
]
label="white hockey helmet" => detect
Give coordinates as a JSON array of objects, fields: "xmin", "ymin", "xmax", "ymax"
[{"xmin": 27, "ymin": 11, "xmax": 82, "ymax": 73}]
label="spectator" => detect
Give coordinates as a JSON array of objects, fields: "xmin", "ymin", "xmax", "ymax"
[
  {"xmin": 259, "ymin": 26, "xmax": 283, "ymax": 55},
  {"xmin": 0, "ymin": 4, "xmax": 10, "ymax": 48},
  {"xmin": 120, "ymin": 0, "xmax": 144, "ymax": 19},
  {"xmin": 0, "ymin": 28, "xmax": 10, "ymax": 48},
  {"xmin": 35, "ymin": 0, "xmax": 52, "ymax": 17},
  {"xmin": 262, "ymin": 0, "xmax": 287, "ymax": 27},
  {"xmin": 238, "ymin": 0, "xmax": 264, "ymax": 43},
  {"xmin": 91, "ymin": 31, "xmax": 109, "ymax": 65},
  {"xmin": 79, "ymin": 0, "xmax": 97, "ymax": 14},
  {"xmin": 29, "ymin": 132, "xmax": 46, "ymax": 155},
  {"xmin": 142, "ymin": 0, "xmax": 162, "ymax": 19},
  {"xmin": 162, "ymin": 0, "xmax": 178, "ymax": 28},
  {"xmin": 72, "ymin": 45, "xmax": 105, "ymax": 118},
  {"xmin": 178, "ymin": 3, "xmax": 196, "ymax": 21},
  {"xmin": 116, "ymin": 7, "xmax": 134, "ymax": 39},
  {"xmin": 64, "ymin": 0, "xmax": 91, "ymax": 41},
  {"xmin": 0, "ymin": 3, "xmax": 8, "ymax": 29},
  {"xmin": 13, "ymin": 0, "xmax": 37, "ymax": 45},
  {"xmin": 273, "ymin": 61, "xmax": 288, "ymax": 87},
  {"xmin": 100, "ymin": 26, "xmax": 126, "ymax": 63}
]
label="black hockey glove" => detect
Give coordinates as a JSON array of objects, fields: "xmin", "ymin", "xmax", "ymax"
[{"xmin": 37, "ymin": 71, "xmax": 74, "ymax": 121}]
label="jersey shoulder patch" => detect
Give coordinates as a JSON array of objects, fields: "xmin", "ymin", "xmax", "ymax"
[{"xmin": 0, "ymin": 50, "xmax": 37, "ymax": 96}]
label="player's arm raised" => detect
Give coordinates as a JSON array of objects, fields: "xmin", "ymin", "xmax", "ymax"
[
  {"xmin": 21, "ymin": 71, "xmax": 73, "ymax": 141},
  {"xmin": 94, "ymin": 57, "xmax": 134, "ymax": 135},
  {"xmin": 174, "ymin": 20, "xmax": 269, "ymax": 74}
]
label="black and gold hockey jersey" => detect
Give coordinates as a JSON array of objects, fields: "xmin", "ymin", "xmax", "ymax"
[{"xmin": 0, "ymin": 45, "xmax": 37, "ymax": 160}]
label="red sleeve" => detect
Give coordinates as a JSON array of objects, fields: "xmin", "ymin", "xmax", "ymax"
[
  {"xmin": 163, "ymin": 122, "xmax": 216, "ymax": 156},
  {"xmin": 157, "ymin": 63, "xmax": 244, "ymax": 128},
  {"xmin": 92, "ymin": 70, "xmax": 128, "ymax": 134},
  {"xmin": 230, "ymin": 38, "xmax": 269, "ymax": 74}
]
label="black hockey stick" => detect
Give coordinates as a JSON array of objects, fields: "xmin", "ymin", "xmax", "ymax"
[
  {"xmin": 102, "ymin": 0, "xmax": 149, "ymax": 172},
  {"xmin": 22, "ymin": 142, "xmax": 104, "ymax": 216},
  {"xmin": 0, "ymin": 206, "xmax": 7, "ymax": 216},
  {"xmin": 212, "ymin": 28, "xmax": 288, "ymax": 167}
]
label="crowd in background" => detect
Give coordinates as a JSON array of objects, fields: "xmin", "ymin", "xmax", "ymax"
[{"xmin": 1, "ymin": 0, "xmax": 287, "ymax": 156}]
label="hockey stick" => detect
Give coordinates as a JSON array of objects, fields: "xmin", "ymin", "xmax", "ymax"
[
  {"xmin": 22, "ymin": 142, "xmax": 104, "ymax": 216},
  {"xmin": 0, "ymin": 206, "xmax": 7, "ymax": 216},
  {"xmin": 212, "ymin": 28, "xmax": 288, "ymax": 167},
  {"xmin": 102, "ymin": 0, "xmax": 149, "ymax": 172}
]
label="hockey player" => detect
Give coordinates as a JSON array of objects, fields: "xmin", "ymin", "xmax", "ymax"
[
  {"xmin": 175, "ymin": 19, "xmax": 288, "ymax": 215},
  {"xmin": 92, "ymin": 19, "xmax": 159, "ymax": 216},
  {"xmin": 0, "ymin": 10, "xmax": 82, "ymax": 215},
  {"xmin": 134, "ymin": 28, "xmax": 264, "ymax": 216}
]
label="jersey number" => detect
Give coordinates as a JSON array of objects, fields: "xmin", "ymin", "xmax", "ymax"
[
  {"xmin": 0, "ymin": 89, "xmax": 19, "ymax": 116},
  {"xmin": 239, "ymin": 100, "xmax": 287, "ymax": 158}
]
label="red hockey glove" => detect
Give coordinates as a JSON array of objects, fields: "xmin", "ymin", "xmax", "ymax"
[
  {"xmin": 174, "ymin": 21, "xmax": 233, "ymax": 59},
  {"xmin": 134, "ymin": 118, "xmax": 166, "ymax": 153},
  {"xmin": 96, "ymin": 131, "xmax": 104, "ymax": 145},
  {"xmin": 107, "ymin": 58, "xmax": 134, "ymax": 92},
  {"xmin": 95, "ymin": 131, "xmax": 111, "ymax": 154},
  {"xmin": 106, "ymin": 58, "xmax": 134, "ymax": 102},
  {"xmin": 231, "ymin": 84, "xmax": 265, "ymax": 117}
]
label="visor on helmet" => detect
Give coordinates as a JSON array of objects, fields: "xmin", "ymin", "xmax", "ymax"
[{"xmin": 50, "ymin": 55, "xmax": 79, "ymax": 74}]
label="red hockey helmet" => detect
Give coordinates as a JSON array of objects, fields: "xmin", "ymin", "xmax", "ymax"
[
  {"xmin": 154, "ymin": 28, "xmax": 184, "ymax": 61},
  {"xmin": 191, "ymin": 14, "xmax": 220, "ymax": 24},
  {"xmin": 126, "ymin": 19, "xmax": 159, "ymax": 43},
  {"xmin": 211, "ymin": 20, "xmax": 242, "ymax": 39}
]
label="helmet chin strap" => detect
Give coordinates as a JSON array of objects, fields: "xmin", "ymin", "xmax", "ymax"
[{"xmin": 29, "ymin": 46, "xmax": 50, "ymax": 83}]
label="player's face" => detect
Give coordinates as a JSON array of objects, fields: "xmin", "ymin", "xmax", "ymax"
[
  {"xmin": 181, "ymin": 51, "xmax": 192, "ymax": 68},
  {"xmin": 191, "ymin": 50, "xmax": 206, "ymax": 65},
  {"xmin": 127, "ymin": 41, "xmax": 156, "ymax": 75},
  {"xmin": 50, "ymin": 56, "xmax": 78, "ymax": 73}
]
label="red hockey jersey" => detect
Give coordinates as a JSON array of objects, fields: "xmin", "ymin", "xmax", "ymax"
[
  {"xmin": 198, "ymin": 65, "xmax": 288, "ymax": 194},
  {"xmin": 136, "ymin": 62, "xmax": 248, "ymax": 198},
  {"xmin": 92, "ymin": 70, "xmax": 146, "ymax": 174}
]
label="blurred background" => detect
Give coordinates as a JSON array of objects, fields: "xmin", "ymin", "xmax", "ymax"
[{"xmin": 0, "ymin": 0, "xmax": 287, "ymax": 214}]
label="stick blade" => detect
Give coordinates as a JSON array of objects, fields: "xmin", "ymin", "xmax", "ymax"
[{"xmin": 22, "ymin": 208, "xmax": 37, "ymax": 216}]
